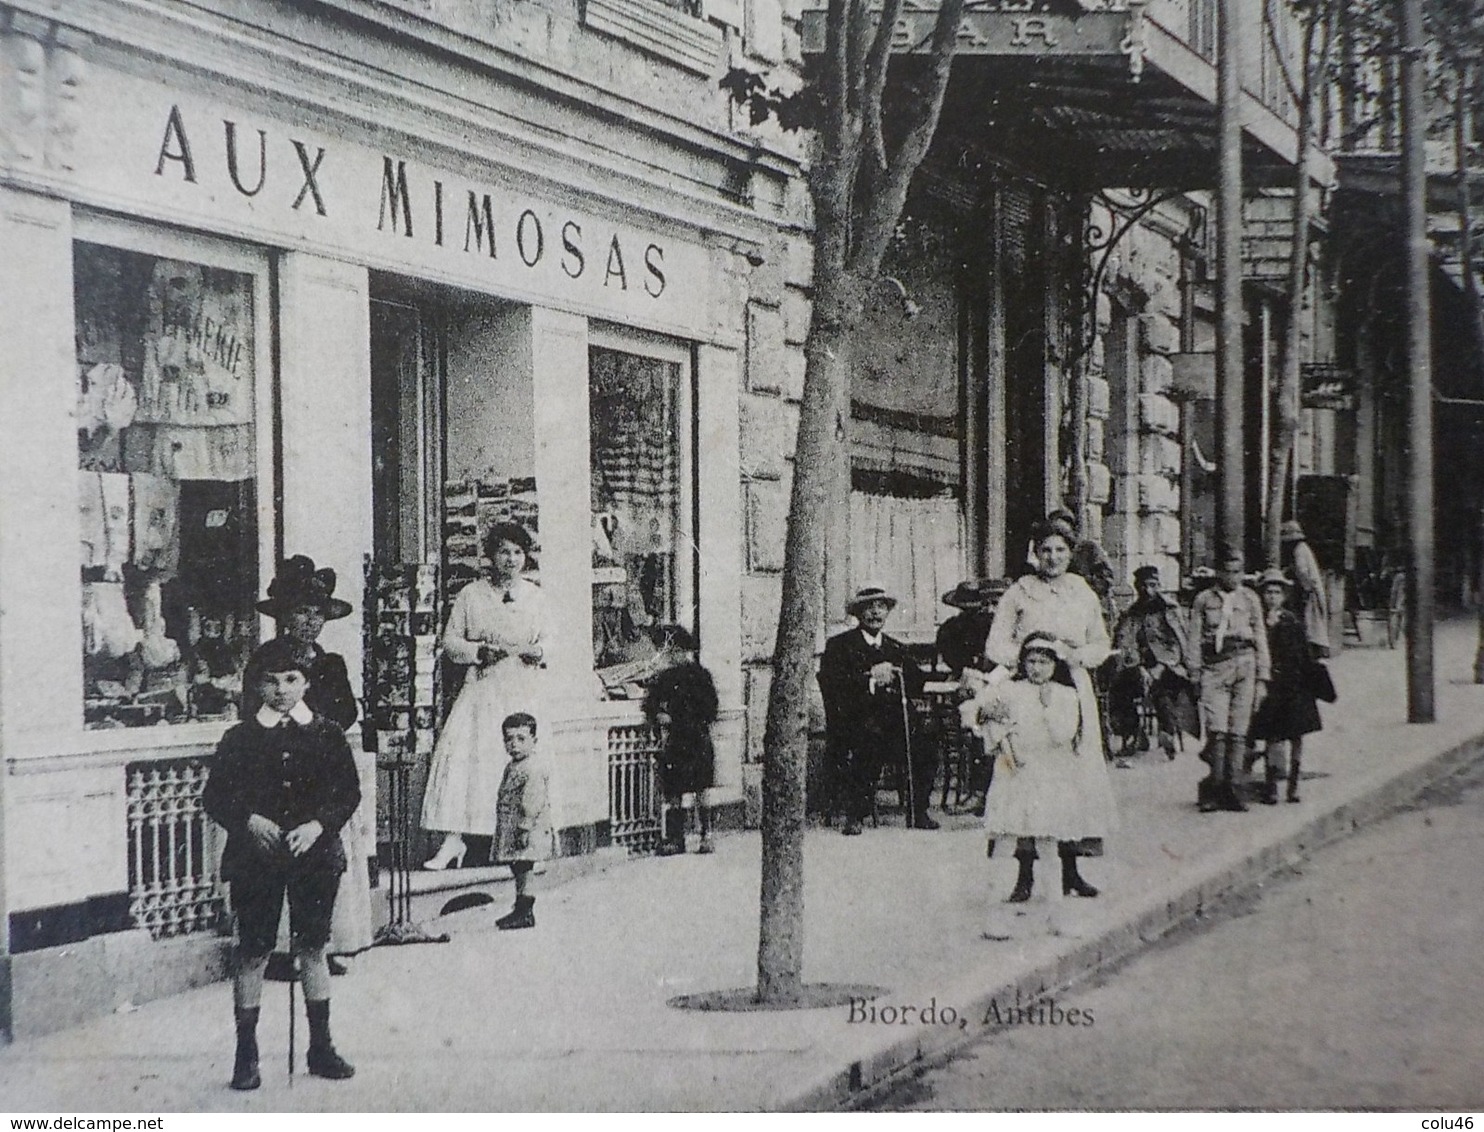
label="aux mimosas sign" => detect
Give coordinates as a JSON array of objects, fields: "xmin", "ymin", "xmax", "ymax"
[{"xmin": 73, "ymin": 69, "xmax": 711, "ymax": 331}]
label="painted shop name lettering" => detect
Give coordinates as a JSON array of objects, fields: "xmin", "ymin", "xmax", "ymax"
[{"xmin": 152, "ymin": 106, "xmax": 668, "ymax": 299}]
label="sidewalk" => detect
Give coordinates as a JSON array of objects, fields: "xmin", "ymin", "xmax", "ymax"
[{"xmin": 2, "ymin": 622, "xmax": 1483, "ymax": 1112}]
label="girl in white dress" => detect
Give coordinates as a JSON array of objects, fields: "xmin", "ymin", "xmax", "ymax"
[
  {"xmin": 965, "ymin": 633, "xmax": 1120, "ymax": 905},
  {"xmin": 422, "ymin": 523, "xmax": 548, "ymax": 869}
]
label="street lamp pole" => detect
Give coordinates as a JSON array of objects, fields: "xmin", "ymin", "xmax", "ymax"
[
  {"xmin": 1217, "ymin": 0, "xmax": 1245, "ymax": 557},
  {"xmin": 1402, "ymin": 0, "xmax": 1435, "ymax": 722}
]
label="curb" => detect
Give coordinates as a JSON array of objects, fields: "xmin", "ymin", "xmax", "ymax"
[{"xmin": 780, "ymin": 725, "xmax": 1484, "ymax": 1112}]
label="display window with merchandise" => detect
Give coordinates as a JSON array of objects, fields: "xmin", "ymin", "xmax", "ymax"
[{"xmin": 72, "ymin": 219, "xmax": 272, "ymax": 730}]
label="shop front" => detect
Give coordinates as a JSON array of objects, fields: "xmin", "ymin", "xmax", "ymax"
[{"xmin": 0, "ymin": 0, "xmax": 782, "ymax": 1036}]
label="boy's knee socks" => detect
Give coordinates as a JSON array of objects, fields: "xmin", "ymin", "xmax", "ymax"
[{"xmin": 233, "ymin": 954, "xmax": 269, "ymax": 1011}]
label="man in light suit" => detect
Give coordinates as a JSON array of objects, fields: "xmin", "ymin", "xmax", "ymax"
[{"xmin": 818, "ymin": 584, "xmax": 936, "ymax": 834}]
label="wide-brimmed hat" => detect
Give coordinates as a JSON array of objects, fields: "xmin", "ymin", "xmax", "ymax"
[
  {"xmin": 941, "ymin": 577, "xmax": 1008, "ymax": 609},
  {"xmin": 1256, "ymin": 567, "xmax": 1293, "ymax": 590},
  {"xmin": 1133, "ymin": 565, "xmax": 1162, "ymax": 584},
  {"xmin": 1280, "ymin": 519, "xmax": 1306, "ymax": 541},
  {"xmin": 257, "ymin": 555, "xmax": 353, "ymax": 620},
  {"xmin": 847, "ymin": 583, "xmax": 897, "ymax": 615}
]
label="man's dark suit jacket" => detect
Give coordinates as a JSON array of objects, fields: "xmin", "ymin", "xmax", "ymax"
[{"xmin": 817, "ymin": 627, "xmax": 925, "ymax": 755}]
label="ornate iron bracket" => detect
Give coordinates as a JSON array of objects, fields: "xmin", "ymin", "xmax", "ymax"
[{"xmin": 1067, "ymin": 186, "xmax": 1191, "ymax": 369}]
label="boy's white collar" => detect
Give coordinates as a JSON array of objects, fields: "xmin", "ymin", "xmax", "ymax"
[{"xmin": 256, "ymin": 700, "xmax": 315, "ymax": 728}]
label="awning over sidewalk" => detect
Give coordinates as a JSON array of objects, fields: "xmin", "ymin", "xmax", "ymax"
[{"xmin": 801, "ymin": 2, "xmax": 1331, "ymax": 191}]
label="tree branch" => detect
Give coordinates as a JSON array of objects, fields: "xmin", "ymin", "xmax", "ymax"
[
  {"xmin": 861, "ymin": 0, "xmax": 906, "ymax": 175},
  {"xmin": 1263, "ymin": 0, "xmax": 1305, "ymax": 109},
  {"xmin": 849, "ymin": 0, "xmax": 966, "ymax": 274}
]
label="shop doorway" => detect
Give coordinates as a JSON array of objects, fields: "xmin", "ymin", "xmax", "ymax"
[{"xmin": 368, "ymin": 278, "xmax": 537, "ymax": 864}]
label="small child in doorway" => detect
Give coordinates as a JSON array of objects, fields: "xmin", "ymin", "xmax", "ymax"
[
  {"xmin": 492, "ymin": 712, "xmax": 553, "ymax": 930},
  {"xmin": 201, "ymin": 637, "xmax": 360, "ymax": 1091},
  {"xmin": 642, "ymin": 626, "xmax": 719, "ymax": 855}
]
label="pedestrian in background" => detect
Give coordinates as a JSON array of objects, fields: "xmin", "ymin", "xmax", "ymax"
[
  {"xmin": 643, "ymin": 626, "xmax": 719, "ymax": 855},
  {"xmin": 1280, "ymin": 520, "xmax": 1331, "ymax": 658},
  {"xmin": 1250, "ymin": 568, "xmax": 1323, "ymax": 804},
  {"xmin": 1108, "ymin": 565, "xmax": 1196, "ymax": 765},
  {"xmin": 1188, "ymin": 547, "xmax": 1270, "ymax": 813},
  {"xmin": 491, "ymin": 712, "xmax": 553, "ymax": 930}
]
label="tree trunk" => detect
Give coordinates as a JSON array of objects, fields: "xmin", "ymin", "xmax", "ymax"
[
  {"xmin": 756, "ymin": 239, "xmax": 861, "ymax": 1005},
  {"xmin": 1263, "ymin": 15, "xmax": 1320, "ymax": 568}
]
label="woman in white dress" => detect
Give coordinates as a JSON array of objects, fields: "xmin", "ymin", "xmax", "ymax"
[
  {"xmin": 964, "ymin": 633, "xmax": 1119, "ymax": 903},
  {"xmin": 422, "ymin": 523, "xmax": 548, "ymax": 870},
  {"xmin": 979, "ymin": 519, "xmax": 1115, "ymax": 898}
]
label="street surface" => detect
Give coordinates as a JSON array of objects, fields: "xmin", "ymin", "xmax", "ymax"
[{"xmin": 874, "ymin": 757, "xmax": 1484, "ymax": 1110}]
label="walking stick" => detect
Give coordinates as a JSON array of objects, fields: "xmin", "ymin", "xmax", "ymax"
[
  {"xmin": 287, "ymin": 965, "xmax": 296, "ymax": 1087},
  {"xmin": 894, "ymin": 666, "xmax": 917, "ymax": 823}
]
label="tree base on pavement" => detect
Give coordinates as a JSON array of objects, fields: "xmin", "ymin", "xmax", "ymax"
[{"xmin": 669, "ymin": 984, "xmax": 886, "ymax": 1012}]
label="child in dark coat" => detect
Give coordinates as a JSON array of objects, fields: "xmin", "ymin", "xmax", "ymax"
[
  {"xmin": 1250, "ymin": 568, "xmax": 1323, "ymax": 804},
  {"xmin": 643, "ymin": 627, "xmax": 719, "ymax": 855},
  {"xmin": 492, "ymin": 712, "xmax": 552, "ymax": 930},
  {"xmin": 202, "ymin": 637, "xmax": 360, "ymax": 1090}
]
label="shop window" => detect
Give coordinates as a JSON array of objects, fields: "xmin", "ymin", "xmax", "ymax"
[
  {"xmin": 590, "ymin": 342, "xmax": 693, "ymax": 692},
  {"xmin": 74, "ymin": 240, "xmax": 261, "ymax": 729}
]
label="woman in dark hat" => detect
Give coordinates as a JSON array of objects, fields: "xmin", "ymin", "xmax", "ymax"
[
  {"xmin": 421, "ymin": 522, "xmax": 549, "ymax": 869},
  {"xmin": 246, "ymin": 555, "xmax": 357, "ymax": 728},
  {"xmin": 245, "ymin": 555, "xmax": 371, "ymax": 975},
  {"xmin": 936, "ymin": 579, "xmax": 1007, "ymax": 680}
]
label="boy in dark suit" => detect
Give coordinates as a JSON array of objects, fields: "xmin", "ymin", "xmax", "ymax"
[
  {"xmin": 818, "ymin": 583, "xmax": 936, "ymax": 834},
  {"xmin": 203, "ymin": 637, "xmax": 361, "ymax": 1090}
]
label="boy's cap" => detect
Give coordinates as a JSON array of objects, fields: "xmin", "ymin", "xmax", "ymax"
[{"xmin": 248, "ymin": 637, "xmax": 313, "ymax": 678}]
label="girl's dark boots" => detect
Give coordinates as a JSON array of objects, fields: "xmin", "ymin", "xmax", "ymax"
[
  {"xmin": 230, "ymin": 1007, "xmax": 261, "ymax": 1091},
  {"xmin": 657, "ymin": 809, "xmax": 686, "ymax": 856},
  {"xmin": 1007, "ymin": 849, "xmax": 1035, "ymax": 903},
  {"xmin": 1060, "ymin": 848, "xmax": 1099, "ymax": 898},
  {"xmin": 497, "ymin": 895, "xmax": 535, "ymax": 930},
  {"xmin": 305, "ymin": 999, "xmax": 355, "ymax": 1080}
]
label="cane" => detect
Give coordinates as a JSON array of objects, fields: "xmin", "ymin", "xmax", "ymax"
[
  {"xmin": 287, "ymin": 963, "xmax": 296, "ymax": 1087},
  {"xmin": 893, "ymin": 665, "xmax": 917, "ymax": 823}
]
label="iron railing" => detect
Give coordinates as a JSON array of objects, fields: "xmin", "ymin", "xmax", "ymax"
[
  {"xmin": 607, "ymin": 724, "xmax": 663, "ymax": 853},
  {"xmin": 125, "ymin": 758, "xmax": 224, "ymax": 939}
]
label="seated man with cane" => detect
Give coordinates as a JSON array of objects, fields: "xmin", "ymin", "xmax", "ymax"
[{"xmin": 818, "ymin": 583, "xmax": 937, "ymax": 834}]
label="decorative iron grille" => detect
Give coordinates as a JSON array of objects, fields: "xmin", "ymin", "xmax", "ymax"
[
  {"xmin": 125, "ymin": 758, "xmax": 224, "ymax": 939},
  {"xmin": 607, "ymin": 724, "xmax": 662, "ymax": 853}
]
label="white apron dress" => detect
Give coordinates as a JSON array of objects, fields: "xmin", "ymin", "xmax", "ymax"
[
  {"xmin": 421, "ymin": 576, "xmax": 548, "ymax": 836},
  {"xmin": 969, "ymin": 680, "xmax": 1119, "ymax": 841}
]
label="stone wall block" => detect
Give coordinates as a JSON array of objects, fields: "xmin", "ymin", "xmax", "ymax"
[
  {"xmin": 1086, "ymin": 375, "xmax": 1111, "ymax": 420},
  {"xmin": 746, "ymin": 302, "xmax": 785, "ymax": 394},
  {"xmin": 1139, "ymin": 312, "xmax": 1179, "ymax": 356},
  {"xmin": 782, "ymin": 287, "xmax": 811, "ymax": 346},
  {"xmin": 741, "ymin": 573, "xmax": 783, "ymax": 660},
  {"xmin": 782, "ymin": 346, "xmax": 806, "ymax": 402},
  {"xmin": 1085, "ymin": 418, "xmax": 1105, "ymax": 463},
  {"xmin": 746, "ymin": 479, "xmax": 788, "ymax": 572},
  {"xmin": 1140, "ymin": 352, "xmax": 1174, "ymax": 395}
]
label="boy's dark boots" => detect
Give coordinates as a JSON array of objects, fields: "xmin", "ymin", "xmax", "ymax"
[
  {"xmin": 1007, "ymin": 845, "xmax": 1036, "ymax": 903},
  {"xmin": 1221, "ymin": 739, "xmax": 1249, "ymax": 812},
  {"xmin": 1198, "ymin": 735, "xmax": 1226, "ymax": 812},
  {"xmin": 497, "ymin": 895, "xmax": 535, "ymax": 930},
  {"xmin": 1261, "ymin": 765, "xmax": 1282, "ymax": 805},
  {"xmin": 230, "ymin": 1007, "xmax": 261, "ymax": 1091},
  {"xmin": 1287, "ymin": 751, "xmax": 1303, "ymax": 802},
  {"xmin": 305, "ymin": 1000, "xmax": 355, "ymax": 1080},
  {"xmin": 1060, "ymin": 845, "xmax": 1099, "ymax": 898}
]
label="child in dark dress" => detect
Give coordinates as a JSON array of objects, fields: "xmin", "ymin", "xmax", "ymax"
[
  {"xmin": 643, "ymin": 627, "xmax": 719, "ymax": 855},
  {"xmin": 203, "ymin": 637, "xmax": 360, "ymax": 1090}
]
